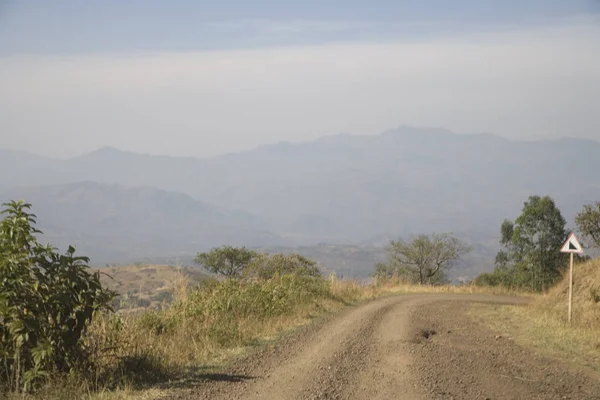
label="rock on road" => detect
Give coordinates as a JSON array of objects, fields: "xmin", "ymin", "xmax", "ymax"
[{"xmin": 167, "ymin": 294, "xmax": 600, "ymax": 400}]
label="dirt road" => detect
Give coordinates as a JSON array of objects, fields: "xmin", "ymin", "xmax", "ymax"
[{"xmin": 166, "ymin": 294, "xmax": 600, "ymax": 400}]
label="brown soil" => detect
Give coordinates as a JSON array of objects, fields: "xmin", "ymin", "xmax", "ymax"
[
  {"xmin": 411, "ymin": 300, "xmax": 600, "ymax": 400},
  {"xmin": 163, "ymin": 294, "xmax": 600, "ymax": 400}
]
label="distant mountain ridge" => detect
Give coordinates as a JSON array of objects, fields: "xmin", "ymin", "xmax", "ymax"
[
  {"xmin": 1, "ymin": 181, "xmax": 291, "ymax": 265},
  {"xmin": 2, "ymin": 126, "xmax": 599, "ymax": 278}
]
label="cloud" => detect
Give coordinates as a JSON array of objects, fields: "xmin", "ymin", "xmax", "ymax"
[
  {"xmin": 0, "ymin": 16, "xmax": 599, "ymax": 158},
  {"xmin": 205, "ymin": 19, "xmax": 373, "ymax": 34}
]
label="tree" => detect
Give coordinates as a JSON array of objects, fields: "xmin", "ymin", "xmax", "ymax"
[
  {"xmin": 244, "ymin": 253, "xmax": 321, "ymax": 280},
  {"xmin": 0, "ymin": 200, "xmax": 116, "ymax": 392},
  {"xmin": 377, "ymin": 233, "xmax": 471, "ymax": 285},
  {"xmin": 494, "ymin": 195, "xmax": 568, "ymax": 292},
  {"xmin": 575, "ymin": 201, "xmax": 600, "ymax": 248},
  {"xmin": 194, "ymin": 245, "xmax": 258, "ymax": 278}
]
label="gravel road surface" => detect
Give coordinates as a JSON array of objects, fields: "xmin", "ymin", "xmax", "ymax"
[{"xmin": 165, "ymin": 294, "xmax": 600, "ymax": 400}]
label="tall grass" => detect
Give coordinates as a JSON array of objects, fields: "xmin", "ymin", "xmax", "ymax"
[
  {"xmin": 74, "ymin": 273, "xmax": 362, "ymax": 391},
  {"xmin": 536, "ymin": 257, "xmax": 600, "ymax": 329}
]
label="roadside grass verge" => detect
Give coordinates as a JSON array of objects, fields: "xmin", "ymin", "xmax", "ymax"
[
  {"xmin": 372, "ymin": 279, "xmax": 526, "ymax": 297},
  {"xmin": 9, "ymin": 273, "xmax": 526, "ymax": 399},
  {"xmin": 470, "ymin": 258, "xmax": 600, "ymax": 372}
]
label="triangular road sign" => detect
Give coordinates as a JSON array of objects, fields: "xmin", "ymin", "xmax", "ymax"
[{"xmin": 560, "ymin": 233, "xmax": 583, "ymax": 254}]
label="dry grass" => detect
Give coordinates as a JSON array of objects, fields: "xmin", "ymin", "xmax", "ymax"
[
  {"xmin": 471, "ymin": 257, "xmax": 600, "ymax": 372},
  {"xmin": 97, "ymin": 264, "xmax": 207, "ymax": 294},
  {"xmin": 96, "ymin": 264, "xmax": 209, "ymax": 311},
  {"xmin": 536, "ymin": 257, "xmax": 600, "ymax": 329},
  {"xmin": 366, "ymin": 276, "xmax": 526, "ymax": 297},
  {"xmin": 80, "ymin": 273, "xmax": 354, "ymax": 389},
  {"xmin": 87, "ymin": 389, "xmax": 169, "ymax": 400},
  {"xmin": 17, "ymin": 272, "xmax": 527, "ymax": 399},
  {"xmin": 7, "ymin": 387, "xmax": 170, "ymax": 400},
  {"xmin": 109, "ymin": 274, "xmax": 525, "ymax": 372}
]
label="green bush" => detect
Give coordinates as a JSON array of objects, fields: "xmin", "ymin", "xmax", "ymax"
[
  {"xmin": 244, "ymin": 253, "xmax": 322, "ymax": 281},
  {"xmin": 0, "ymin": 201, "xmax": 116, "ymax": 393},
  {"xmin": 473, "ymin": 272, "xmax": 504, "ymax": 287},
  {"xmin": 590, "ymin": 286, "xmax": 600, "ymax": 303}
]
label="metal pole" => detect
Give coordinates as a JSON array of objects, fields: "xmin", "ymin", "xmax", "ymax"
[{"xmin": 568, "ymin": 252, "xmax": 574, "ymax": 324}]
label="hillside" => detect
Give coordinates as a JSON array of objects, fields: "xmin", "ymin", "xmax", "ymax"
[
  {"xmin": 1, "ymin": 182, "xmax": 290, "ymax": 264},
  {"xmin": 193, "ymin": 128, "xmax": 600, "ymax": 243},
  {"xmin": 2, "ymin": 127, "xmax": 598, "ymax": 243},
  {"xmin": 538, "ymin": 257, "xmax": 600, "ymax": 328},
  {"xmin": 2, "ymin": 126, "xmax": 599, "ymax": 278},
  {"xmin": 95, "ymin": 264, "xmax": 211, "ymax": 311}
]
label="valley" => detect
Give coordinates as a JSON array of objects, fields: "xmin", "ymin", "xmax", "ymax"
[{"xmin": 3, "ymin": 126, "xmax": 598, "ymax": 281}]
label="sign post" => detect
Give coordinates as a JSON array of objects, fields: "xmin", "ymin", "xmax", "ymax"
[{"xmin": 560, "ymin": 232, "xmax": 584, "ymax": 324}]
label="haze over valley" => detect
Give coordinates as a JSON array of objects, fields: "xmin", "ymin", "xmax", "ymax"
[
  {"xmin": 4, "ymin": 2, "xmax": 600, "ymax": 399},
  {"xmin": 2, "ymin": 125, "xmax": 598, "ymax": 280}
]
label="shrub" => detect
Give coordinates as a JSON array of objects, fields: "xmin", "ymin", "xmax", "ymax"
[
  {"xmin": 244, "ymin": 253, "xmax": 322, "ymax": 281},
  {"xmin": 0, "ymin": 201, "xmax": 116, "ymax": 393},
  {"xmin": 473, "ymin": 272, "xmax": 503, "ymax": 287},
  {"xmin": 590, "ymin": 286, "xmax": 600, "ymax": 303},
  {"xmin": 194, "ymin": 245, "xmax": 258, "ymax": 278}
]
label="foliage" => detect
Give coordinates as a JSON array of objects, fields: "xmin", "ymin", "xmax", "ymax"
[
  {"xmin": 481, "ymin": 195, "xmax": 570, "ymax": 292},
  {"xmin": 178, "ymin": 273, "xmax": 330, "ymax": 322},
  {"xmin": 575, "ymin": 201, "xmax": 600, "ymax": 248},
  {"xmin": 116, "ymin": 270, "xmax": 335, "ymax": 358},
  {"xmin": 244, "ymin": 252, "xmax": 322, "ymax": 281},
  {"xmin": 194, "ymin": 245, "xmax": 258, "ymax": 278},
  {"xmin": 0, "ymin": 200, "xmax": 116, "ymax": 393},
  {"xmin": 590, "ymin": 286, "xmax": 600, "ymax": 304},
  {"xmin": 472, "ymin": 271, "xmax": 507, "ymax": 287},
  {"xmin": 374, "ymin": 233, "xmax": 471, "ymax": 284}
]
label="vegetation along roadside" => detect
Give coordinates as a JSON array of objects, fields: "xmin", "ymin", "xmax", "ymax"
[{"xmin": 2, "ymin": 194, "xmax": 600, "ymax": 399}]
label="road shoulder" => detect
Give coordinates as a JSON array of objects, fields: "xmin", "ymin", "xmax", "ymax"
[{"xmin": 411, "ymin": 300, "xmax": 600, "ymax": 400}]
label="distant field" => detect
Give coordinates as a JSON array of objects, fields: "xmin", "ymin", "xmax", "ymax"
[
  {"xmin": 124, "ymin": 243, "xmax": 492, "ymax": 284},
  {"xmin": 94, "ymin": 264, "xmax": 211, "ymax": 311}
]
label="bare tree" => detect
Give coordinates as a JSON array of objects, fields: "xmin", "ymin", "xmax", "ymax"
[{"xmin": 384, "ymin": 233, "xmax": 472, "ymax": 284}]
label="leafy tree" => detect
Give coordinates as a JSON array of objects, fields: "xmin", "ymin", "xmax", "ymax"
[
  {"xmin": 375, "ymin": 233, "xmax": 471, "ymax": 285},
  {"xmin": 373, "ymin": 261, "xmax": 414, "ymax": 282},
  {"xmin": 194, "ymin": 245, "xmax": 258, "ymax": 278},
  {"xmin": 244, "ymin": 253, "xmax": 321, "ymax": 280},
  {"xmin": 0, "ymin": 200, "xmax": 116, "ymax": 392},
  {"xmin": 575, "ymin": 201, "xmax": 600, "ymax": 248},
  {"xmin": 493, "ymin": 195, "xmax": 569, "ymax": 291}
]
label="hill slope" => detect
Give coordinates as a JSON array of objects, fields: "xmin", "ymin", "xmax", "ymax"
[
  {"xmin": 2, "ymin": 126, "xmax": 599, "ymax": 277},
  {"xmin": 2, "ymin": 126, "xmax": 598, "ymax": 244},
  {"xmin": 1, "ymin": 182, "xmax": 290, "ymax": 264},
  {"xmin": 538, "ymin": 257, "xmax": 600, "ymax": 328}
]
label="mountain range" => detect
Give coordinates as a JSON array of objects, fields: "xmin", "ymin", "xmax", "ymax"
[{"xmin": 2, "ymin": 126, "xmax": 598, "ymax": 279}]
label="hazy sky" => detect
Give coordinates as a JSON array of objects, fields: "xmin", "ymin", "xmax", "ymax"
[{"xmin": 1, "ymin": 1, "xmax": 600, "ymax": 158}]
